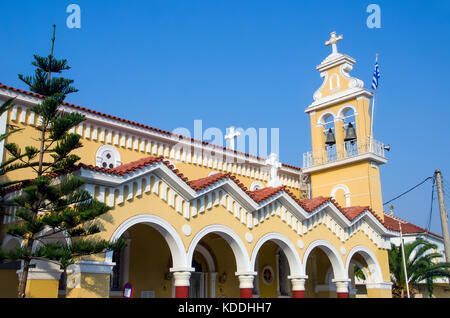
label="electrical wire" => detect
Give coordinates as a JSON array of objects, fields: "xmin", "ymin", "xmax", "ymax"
[
  {"xmin": 383, "ymin": 176, "xmax": 433, "ymax": 206},
  {"xmin": 426, "ymin": 176, "xmax": 436, "ymax": 231}
]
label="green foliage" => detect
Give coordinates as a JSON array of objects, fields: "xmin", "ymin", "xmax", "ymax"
[
  {"xmin": 18, "ymin": 54, "xmax": 78, "ymax": 97},
  {"xmin": 0, "ymin": 34, "xmax": 126, "ymax": 297},
  {"xmin": 388, "ymin": 239, "xmax": 450, "ymax": 298},
  {"xmin": 354, "ymin": 265, "xmax": 366, "ymax": 281}
]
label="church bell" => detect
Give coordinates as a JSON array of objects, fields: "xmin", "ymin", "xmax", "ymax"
[
  {"xmin": 325, "ymin": 128, "xmax": 336, "ymax": 146},
  {"xmin": 344, "ymin": 122, "xmax": 357, "ymax": 143}
]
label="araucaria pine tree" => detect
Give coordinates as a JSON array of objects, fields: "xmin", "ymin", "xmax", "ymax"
[{"xmin": 0, "ymin": 25, "xmax": 125, "ymax": 298}]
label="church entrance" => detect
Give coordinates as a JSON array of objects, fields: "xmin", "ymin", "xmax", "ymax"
[
  {"xmin": 305, "ymin": 247, "xmax": 337, "ymax": 298},
  {"xmin": 252, "ymin": 241, "xmax": 291, "ymax": 298},
  {"xmin": 110, "ymin": 223, "xmax": 173, "ymax": 298},
  {"xmin": 189, "ymin": 259, "xmax": 207, "ymax": 298}
]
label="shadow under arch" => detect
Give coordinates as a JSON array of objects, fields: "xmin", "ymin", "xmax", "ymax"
[
  {"xmin": 345, "ymin": 245, "xmax": 383, "ymax": 284},
  {"xmin": 187, "ymin": 224, "xmax": 252, "ymax": 275},
  {"xmin": 106, "ymin": 214, "xmax": 189, "ymax": 269},
  {"xmin": 250, "ymin": 232, "xmax": 304, "ymax": 278},
  {"xmin": 302, "ymin": 239, "xmax": 347, "ymax": 281}
]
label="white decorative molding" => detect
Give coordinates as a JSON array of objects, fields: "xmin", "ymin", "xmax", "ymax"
[
  {"xmin": 106, "ymin": 214, "xmax": 189, "ymax": 269},
  {"xmin": 237, "ymin": 275, "xmax": 255, "ymax": 289},
  {"xmin": 17, "ymin": 260, "xmax": 63, "ymax": 281},
  {"xmin": 245, "ymin": 232, "xmax": 253, "ymax": 244},
  {"xmin": 187, "ymin": 224, "xmax": 252, "ymax": 274},
  {"xmin": 182, "ymin": 224, "xmax": 192, "ymax": 237},
  {"xmin": 365, "ymin": 282, "xmax": 393, "ymax": 290},
  {"xmin": 330, "ymin": 184, "xmax": 351, "ymax": 207},
  {"xmin": 95, "ymin": 144, "xmax": 122, "ymax": 168},
  {"xmin": 306, "ymin": 87, "xmax": 373, "ymax": 114},
  {"xmin": 265, "ymin": 153, "xmax": 282, "ymax": 188},
  {"xmin": 172, "ymin": 271, "xmax": 192, "ymax": 287},
  {"xmin": 250, "ymin": 181, "xmax": 264, "ymax": 191},
  {"xmin": 251, "ymin": 232, "xmax": 304, "ymax": 277}
]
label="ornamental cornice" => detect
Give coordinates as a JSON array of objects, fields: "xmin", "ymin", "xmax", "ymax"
[{"xmin": 305, "ymin": 87, "xmax": 373, "ymax": 114}]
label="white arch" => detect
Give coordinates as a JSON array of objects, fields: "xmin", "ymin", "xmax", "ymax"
[
  {"xmin": 250, "ymin": 181, "xmax": 264, "ymax": 191},
  {"xmin": 303, "ymin": 240, "xmax": 347, "ymax": 280},
  {"xmin": 106, "ymin": 214, "xmax": 188, "ymax": 269},
  {"xmin": 345, "ymin": 246, "xmax": 383, "ymax": 283},
  {"xmin": 250, "ymin": 233, "xmax": 304, "ymax": 277},
  {"xmin": 1, "ymin": 235, "xmax": 22, "ymax": 250},
  {"xmin": 317, "ymin": 111, "xmax": 336, "ymax": 127},
  {"xmin": 95, "ymin": 144, "xmax": 122, "ymax": 168},
  {"xmin": 330, "ymin": 184, "xmax": 351, "ymax": 207},
  {"xmin": 187, "ymin": 225, "xmax": 252, "ymax": 274},
  {"xmin": 195, "ymin": 244, "xmax": 216, "ymax": 273},
  {"xmin": 349, "ymin": 259, "xmax": 371, "ymax": 284},
  {"xmin": 336, "ymin": 104, "xmax": 358, "ymax": 121}
]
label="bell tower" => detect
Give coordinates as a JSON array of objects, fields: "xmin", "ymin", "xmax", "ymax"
[{"xmin": 302, "ymin": 32, "xmax": 388, "ymax": 219}]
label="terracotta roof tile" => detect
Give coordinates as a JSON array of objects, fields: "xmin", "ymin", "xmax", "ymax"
[
  {"xmin": 341, "ymin": 206, "xmax": 369, "ymax": 221},
  {"xmin": 297, "ymin": 196, "xmax": 332, "ymax": 212},
  {"xmin": 189, "ymin": 173, "xmax": 231, "ymax": 191},
  {"xmin": 382, "ymin": 213, "xmax": 442, "ymax": 238},
  {"xmin": 249, "ymin": 186, "xmax": 285, "ymax": 203}
]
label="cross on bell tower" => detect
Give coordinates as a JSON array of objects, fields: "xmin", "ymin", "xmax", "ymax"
[{"xmin": 325, "ymin": 31, "xmax": 343, "ymax": 55}]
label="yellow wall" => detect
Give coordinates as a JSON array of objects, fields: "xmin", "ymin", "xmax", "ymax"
[
  {"xmin": 66, "ymin": 273, "xmax": 111, "ymax": 298},
  {"xmin": 310, "ymin": 161, "xmax": 384, "ymax": 218},
  {"xmin": 0, "ymin": 269, "xmax": 19, "ymax": 298},
  {"xmin": 1, "ymin": 107, "xmax": 303, "ymax": 199},
  {"xmin": 127, "ymin": 224, "xmax": 173, "ymax": 298},
  {"xmin": 88, "ymin": 182, "xmax": 391, "ymax": 295},
  {"xmin": 255, "ymin": 242, "xmax": 279, "ymax": 298},
  {"xmin": 25, "ymin": 279, "xmax": 59, "ymax": 298}
]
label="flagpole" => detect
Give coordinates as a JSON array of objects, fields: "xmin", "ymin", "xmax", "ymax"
[
  {"xmin": 398, "ymin": 220, "xmax": 411, "ymax": 298},
  {"xmin": 391, "ymin": 206, "xmax": 411, "ymax": 298},
  {"xmin": 370, "ymin": 53, "xmax": 378, "ymax": 152}
]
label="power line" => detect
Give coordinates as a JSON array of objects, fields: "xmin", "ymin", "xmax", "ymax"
[
  {"xmin": 383, "ymin": 176, "xmax": 433, "ymax": 206},
  {"xmin": 427, "ymin": 176, "xmax": 436, "ymax": 231}
]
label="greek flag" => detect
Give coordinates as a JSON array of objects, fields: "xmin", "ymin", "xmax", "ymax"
[{"xmin": 371, "ymin": 56, "xmax": 380, "ymax": 90}]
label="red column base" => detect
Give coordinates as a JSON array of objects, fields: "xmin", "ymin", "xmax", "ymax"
[
  {"xmin": 240, "ymin": 288, "xmax": 253, "ymax": 298},
  {"xmin": 293, "ymin": 291, "xmax": 305, "ymax": 298},
  {"xmin": 175, "ymin": 286, "xmax": 189, "ymax": 298},
  {"xmin": 337, "ymin": 292, "xmax": 349, "ymax": 298}
]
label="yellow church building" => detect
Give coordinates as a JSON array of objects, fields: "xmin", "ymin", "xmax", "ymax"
[{"xmin": 0, "ymin": 32, "xmax": 396, "ymax": 298}]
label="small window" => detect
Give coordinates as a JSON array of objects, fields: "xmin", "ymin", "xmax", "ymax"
[
  {"xmin": 96, "ymin": 145, "xmax": 122, "ymax": 169},
  {"xmin": 250, "ymin": 181, "xmax": 264, "ymax": 191},
  {"xmin": 329, "ymin": 74, "xmax": 340, "ymax": 92}
]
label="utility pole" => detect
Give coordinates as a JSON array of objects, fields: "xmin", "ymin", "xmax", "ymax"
[{"xmin": 435, "ymin": 170, "xmax": 450, "ymax": 263}]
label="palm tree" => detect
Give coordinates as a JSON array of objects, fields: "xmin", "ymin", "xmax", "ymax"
[{"xmin": 388, "ymin": 239, "xmax": 450, "ymax": 298}]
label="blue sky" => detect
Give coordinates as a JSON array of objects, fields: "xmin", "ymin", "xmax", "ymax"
[{"xmin": 1, "ymin": 0, "xmax": 450, "ymax": 235}]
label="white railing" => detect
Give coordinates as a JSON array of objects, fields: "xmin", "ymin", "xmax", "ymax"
[{"xmin": 303, "ymin": 137, "xmax": 386, "ymax": 169}]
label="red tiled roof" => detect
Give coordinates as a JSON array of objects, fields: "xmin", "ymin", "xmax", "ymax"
[
  {"xmin": 295, "ymin": 196, "xmax": 332, "ymax": 212},
  {"xmin": 341, "ymin": 206, "xmax": 369, "ymax": 221},
  {"xmin": 0, "ymin": 82, "xmax": 302, "ymax": 171},
  {"xmin": 383, "ymin": 213, "xmax": 442, "ymax": 238},
  {"xmin": 1, "ymin": 148, "xmax": 386, "ymax": 231},
  {"xmin": 249, "ymin": 186, "xmax": 285, "ymax": 203},
  {"xmin": 189, "ymin": 173, "xmax": 233, "ymax": 191}
]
